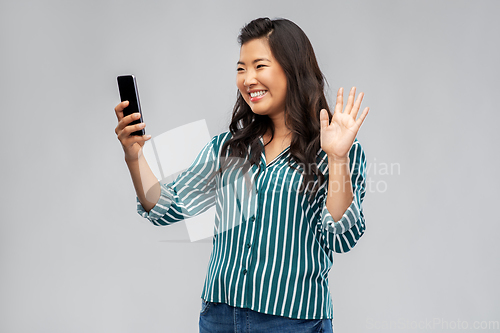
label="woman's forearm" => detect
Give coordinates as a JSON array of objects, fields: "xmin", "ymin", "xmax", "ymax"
[
  {"xmin": 126, "ymin": 154, "xmax": 161, "ymax": 213},
  {"xmin": 325, "ymin": 156, "xmax": 353, "ymax": 221}
]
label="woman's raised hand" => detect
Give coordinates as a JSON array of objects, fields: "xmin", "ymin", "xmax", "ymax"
[
  {"xmin": 114, "ymin": 101, "xmax": 151, "ymax": 162},
  {"xmin": 320, "ymin": 87, "xmax": 369, "ymax": 159}
]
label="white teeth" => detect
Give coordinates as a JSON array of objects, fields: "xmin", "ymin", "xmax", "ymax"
[{"xmin": 250, "ymin": 90, "xmax": 266, "ymax": 98}]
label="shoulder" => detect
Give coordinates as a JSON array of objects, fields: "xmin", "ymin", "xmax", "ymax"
[
  {"xmin": 207, "ymin": 131, "xmax": 233, "ymax": 156},
  {"xmin": 211, "ymin": 131, "xmax": 232, "ymax": 147}
]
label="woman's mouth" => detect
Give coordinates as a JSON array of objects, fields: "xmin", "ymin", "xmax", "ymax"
[{"xmin": 249, "ymin": 90, "xmax": 268, "ymax": 102}]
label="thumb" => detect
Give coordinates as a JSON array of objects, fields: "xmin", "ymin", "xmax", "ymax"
[{"xmin": 320, "ymin": 109, "xmax": 329, "ymax": 130}]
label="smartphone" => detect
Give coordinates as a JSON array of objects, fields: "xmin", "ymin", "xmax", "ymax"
[{"xmin": 117, "ymin": 74, "xmax": 145, "ymax": 136}]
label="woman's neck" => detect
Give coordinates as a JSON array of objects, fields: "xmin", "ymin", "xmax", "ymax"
[{"xmin": 266, "ymin": 112, "xmax": 292, "ymax": 139}]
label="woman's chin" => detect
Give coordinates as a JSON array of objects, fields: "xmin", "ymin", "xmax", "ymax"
[{"xmin": 249, "ymin": 106, "xmax": 270, "ymax": 116}]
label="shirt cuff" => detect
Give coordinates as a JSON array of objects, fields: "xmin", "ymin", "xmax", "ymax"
[
  {"xmin": 136, "ymin": 184, "xmax": 175, "ymax": 223},
  {"xmin": 321, "ymin": 195, "xmax": 361, "ymax": 235}
]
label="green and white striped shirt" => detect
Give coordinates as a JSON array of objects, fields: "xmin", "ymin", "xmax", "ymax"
[{"xmin": 137, "ymin": 131, "xmax": 367, "ymax": 320}]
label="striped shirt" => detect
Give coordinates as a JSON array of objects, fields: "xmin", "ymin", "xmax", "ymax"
[{"xmin": 137, "ymin": 131, "xmax": 367, "ymax": 320}]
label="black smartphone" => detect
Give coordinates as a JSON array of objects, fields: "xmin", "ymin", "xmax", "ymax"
[{"xmin": 117, "ymin": 74, "xmax": 145, "ymax": 136}]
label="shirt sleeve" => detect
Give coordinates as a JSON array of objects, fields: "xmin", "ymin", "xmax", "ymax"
[
  {"xmin": 136, "ymin": 136, "xmax": 219, "ymax": 226},
  {"xmin": 319, "ymin": 140, "xmax": 367, "ymax": 253}
]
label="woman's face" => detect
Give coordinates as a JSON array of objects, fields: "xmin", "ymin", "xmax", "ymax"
[{"xmin": 236, "ymin": 38, "xmax": 287, "ymax": 119}]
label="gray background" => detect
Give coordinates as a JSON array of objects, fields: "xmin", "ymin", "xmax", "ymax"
[{"xmin": 1, "ymin": 0, "xmax": 499, "ymax": 332}]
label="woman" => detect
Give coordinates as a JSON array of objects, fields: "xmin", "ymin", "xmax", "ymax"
[{"xmin": 114, "ymin": 17, "xmax": 369, "ymax": 333}]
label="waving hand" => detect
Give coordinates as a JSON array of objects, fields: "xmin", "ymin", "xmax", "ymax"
[{"xmin": 320, "ymin": 87, "xmax": 370, "ymax": 159}]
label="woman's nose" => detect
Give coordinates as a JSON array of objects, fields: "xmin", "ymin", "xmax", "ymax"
[{"xmin": 244, "ymin": 70, "xmax": 258, "ymax": 87}]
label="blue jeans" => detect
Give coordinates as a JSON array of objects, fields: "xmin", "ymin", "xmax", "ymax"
[{"xmin": 199, "ymin": 299, "xmax": 334, "ymax": 333}]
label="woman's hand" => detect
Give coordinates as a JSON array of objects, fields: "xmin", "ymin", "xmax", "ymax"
[
  {"xmin": 320, "ymin": 87, "xmax": 369, "ymax": 159},
  {"xmin": 114, "ymin": 101, "xmax": 151, "ymax": 162}
]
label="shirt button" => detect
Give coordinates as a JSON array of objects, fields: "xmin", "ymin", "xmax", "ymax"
[
  {"xmin": 249, "ymin": 216, "xmax": 255, "ymax": 222},
  {"xmin": 242, "ymin": 269, "xmax": 247, "ymax": 274},
  {"xmin": 246, "ymin": 244, "xmax": 251, "ymax": 249}
]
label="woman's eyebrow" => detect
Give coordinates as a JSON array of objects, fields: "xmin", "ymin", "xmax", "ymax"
[{"xmin": 237, "ymin": 58, "xmax": 271, "ymax": 65}]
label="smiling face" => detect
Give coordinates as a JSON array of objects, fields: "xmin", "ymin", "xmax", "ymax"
[{"xmin": 236, "ymin": 38, "xmax": 288, "ymax": 120}]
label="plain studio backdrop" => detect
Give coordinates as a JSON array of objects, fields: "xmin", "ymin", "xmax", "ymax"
[{"xmin": 1, "ymin": 0, "xmax": 499, "ymax": 332}]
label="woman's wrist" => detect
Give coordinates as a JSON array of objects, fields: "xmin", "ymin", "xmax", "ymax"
[{"xmin": 328, "ymin": 154, "xmax": 349, "ymax": 163}]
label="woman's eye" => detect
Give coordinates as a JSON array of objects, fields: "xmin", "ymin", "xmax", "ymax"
[
  {"xmin": 237, "ymin": 67, "xmax": 244, "ymax": 72},
  {"xmin": 257, "ymin": 64, "xmax": 266, "ymax": 69}
]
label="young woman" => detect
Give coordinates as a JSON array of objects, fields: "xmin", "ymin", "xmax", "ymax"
[{"xmin": 114, "ymin": 17, "xmax": 369, "ymax": 333}]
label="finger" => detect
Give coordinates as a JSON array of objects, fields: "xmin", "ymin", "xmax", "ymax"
[
  {"xmin": 114, "ymin": 100, "xmax": 129, "ymax": 120},
  {"xmin": 335, "ymin": 87, "xmax": 343, "ymax": 115},
  {"xmin": 355, "ymin": 107, "xmax": 370, "ymax": 129},
  {"xmin": 119, "ymin": 121, "xmax": 146, "ymax": 139},
  {"xmin": 351, "ymin": 92, "xmax": 364, "ymax": 119},
  {"xmin": 115, "ymin": 112, "xmax": 142, "ymax": 135},
  {"xmin": 137, "ymin": 134, "xmax": 152, "ymax": 146},
  {"xmin": 345, "ymin": 87, "xmax": 356, "ymax": 114},
  {"xmin": 320, "ymin": 109, "xmax": 329, "ymax": 130}
]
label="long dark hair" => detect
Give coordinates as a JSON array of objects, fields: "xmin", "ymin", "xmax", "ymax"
[{"xmin": 219, "ymin": 17, "xmax": 332, "ymax": 201}]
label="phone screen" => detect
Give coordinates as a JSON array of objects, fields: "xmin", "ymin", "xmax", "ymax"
[{"xmin": 117, "ymin": 75, "xmax": 145, "ymax": 136}]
